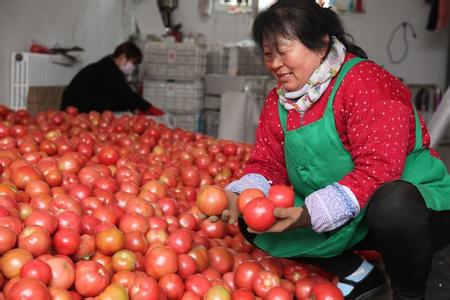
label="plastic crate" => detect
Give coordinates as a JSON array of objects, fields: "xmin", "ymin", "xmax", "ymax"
[
  {"xmin": 171, "ymin": 113, "xmax": 202, "ymax": 132},
  {"xmin": 206, "ymin": 45, "xmax": 229, "ymax": 75},
  {"xmin": 204, "ymin": 95, "xmax": 221, "ymax": 110},
  {"xmin": 204, "ymin": 109, "xmax": 220, "ymax": 137},
  {"xmin": 235, "ymin": 47, "xmax": 270, "ymax": 76},
  {"xmin": 143, "ymin": 80, "xmax": 204, "ymax": 114},
  {"xmin": 142, "ymin": 41, "xmax": 207, "ymax": 80}
]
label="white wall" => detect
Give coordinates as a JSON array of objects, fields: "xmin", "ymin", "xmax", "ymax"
[
  {"xmin": 174, "ymin": 0, "xmax": 449, "ymax": 90},
  {"xmin": 0, "ymin": 0, "xmax": 127, "ymax": 106}
]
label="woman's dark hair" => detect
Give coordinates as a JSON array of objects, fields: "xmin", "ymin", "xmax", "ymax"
[
  {"xmin": 253, "ymin": 0, "xmax": 367, "ymax": 58},
  {"xmin": 113, "ymin": 42, "xmax": 143, "ymax": 64}
]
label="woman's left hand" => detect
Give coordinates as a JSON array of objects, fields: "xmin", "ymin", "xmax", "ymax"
[{"xmin": 247, "ymin": 207, "xmax": 310, "ymax": 233}]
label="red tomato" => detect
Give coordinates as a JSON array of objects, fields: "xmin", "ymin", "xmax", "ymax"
[
  {"xmin": 75, "ymin": 260, "xmax": 109, "ymax": 297},
  {"xmin": 294, "ymin": 277, "xmax": 316, "ymax": 299},
  {"xmin": 185, "ymin": 274, "xmax": 212, "ymax": 297},
  {"xmin": 196, "ymin": 186, "xmax": 228, "ymax": 216},
  {"xmin": 207, "ymin": 246, "xmax": 233, "ymax": 275},
  {"xmin": 8, "ymin": 278, "xmax": 50, "ymax": 300},
  {"xmin": 187, "ymin": 246, "xmax": 209, "ymax": 273},
  {"xmin": 2, "ymin": 248, "xmax": 33, "ymax": 279},
  {"xmin": 266, "ymin": 286, "xmax": 293, "ymax": 300},
  {"xmin": 53, "ymin": 228, "xmax": 81, "ymax": 255},
  {"xmin": 283, "ymin": 262, "xmax": 311, "ymax": 283},
  {"xmin": 268, "ymin": 185, "xmax": 295, "ymax": 208},
  {"xmin": 39, "ymin": 255, "xmax": 75, "ymax": 290},
  {"xmin": 243, "ymin": 197, "xmax": 276, "ymax": 231},
  {"xmin": 159, "ymin": 273, "xmax": 185, "ymax": 300},
  {"xmin": 25, "ymin": 210, "xmax": 57, "ymax": 235},
  {"xmin": 231, "ymin": 288, "xmax": 255, "ymax": 300},
  {"xmin": 129, "ymin": 272, "xmax": 162, "ymax": 300},
  {"xmin": 0, "ymin": 226, "xmax": 17, "ymax": 255},
  {"xmin": 167, "ymin": 229, "xmax": 193, "ymax": 254},
  {"xmin": 145, "ymin": 245, "xmax": 178, "ymax": 280},
  {"xmin": 95, "ymin": 227, "xmax": 125, "ymax": 255},
  {"xmin": 237, "ymin": 189, "xmax": 265, "ymax": 214},
  {"xmin": 97, "ymin": 146, "xmax": 120, "ymax": 165},
  {"xmin": 177, "ymin": 254, "xmax": 197, "ymax": 279},
  {"xmin": 310, "ymin": 282, "xmax": 344, "ymax": 300},
  {"xmin": 20, "ymin": 259, "xmax": 52, "ymax": 285},
  {"xmin": 234, "ymin": 261, "xmax": 262, "ymax": 290},
  {"xmin": 253, "ymin": 271, "xmax": 281, "ymax": 297}
]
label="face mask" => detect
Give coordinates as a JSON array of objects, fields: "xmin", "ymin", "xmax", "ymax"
[{"xmin": 120, "ymin": 61, "xmax": 136, "ymax": 75}]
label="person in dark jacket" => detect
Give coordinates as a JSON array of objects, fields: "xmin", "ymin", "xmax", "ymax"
[{"xmin": 60, "ymin": 42, "xmax": 164, "ymax": 115}]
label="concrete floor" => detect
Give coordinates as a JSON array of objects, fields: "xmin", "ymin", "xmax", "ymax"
[{"xmin": 370, "ymin": 145, "xmax": 450, "ymax": 300}]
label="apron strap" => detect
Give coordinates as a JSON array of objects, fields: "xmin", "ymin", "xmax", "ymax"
[
  {"xmin": 324, "ymin": 57, "xmax": 366, "ymax": 124},
  {"xmin": 411, "ymin": 106, "xmax": 423, "ymax": 151},
  {"xmin": 277, "ymin": 57, "xmax": 366, "ymax": 132}
]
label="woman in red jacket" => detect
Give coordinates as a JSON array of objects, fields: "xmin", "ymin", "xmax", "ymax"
[{"xmin": 218, "ymin": 1, "xmax": 450, "ymax": 299}]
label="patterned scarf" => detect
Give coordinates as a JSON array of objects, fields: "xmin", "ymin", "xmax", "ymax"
[{"xmin": 277, "ymin": 37, "xmax": 346, "ymax": 112}]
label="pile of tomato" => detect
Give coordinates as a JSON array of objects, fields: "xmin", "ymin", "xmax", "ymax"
[{"xmin": 0, "ymin": 105, "xmax": 344, "ymax": 299}]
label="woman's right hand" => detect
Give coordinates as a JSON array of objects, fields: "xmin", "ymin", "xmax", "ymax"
[{"xmin": 207, "ymin": 190, "xmax": 240, "ymax": 224}]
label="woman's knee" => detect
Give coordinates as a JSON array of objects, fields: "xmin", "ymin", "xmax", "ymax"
[{"xmin": 366, "ymin": 180, "xmax": 427, "ymax": 228}]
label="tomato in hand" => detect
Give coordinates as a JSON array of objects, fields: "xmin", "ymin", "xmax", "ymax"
[
  {"xmin": 243, "ymin": 197, "xmax": 276, "ymax": 231},
  {"xmin": 237, "ymin": 189, "xmax": 265, "ymax": 214},
  {"xmin": 268, "ymin": 185, "xmax": 295, "ymax": 208},
  {"xmin": 196, "ymin": 186, "xmax": 228, "ymax": 217}
]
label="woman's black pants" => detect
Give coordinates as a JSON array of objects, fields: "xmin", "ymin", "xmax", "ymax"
[{"xmin": 239, "ymin": 180, "xmax": 450, "ymax": 297}]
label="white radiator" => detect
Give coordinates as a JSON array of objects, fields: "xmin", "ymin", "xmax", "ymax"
[{"xmin": 10, "ymin": 52, "xmax": 79, "ymax": 110}]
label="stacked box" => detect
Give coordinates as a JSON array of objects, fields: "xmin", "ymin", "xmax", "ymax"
[
  {"xmin": 203, "ymin": 95, "xmax": 221, "ymax": 110},
  {"xmin": 143, "ymin": 80, "xmax": 204, "ymax": 114},
  {"xmin": 235, "ymin": 47, "xmax": 270, "ymax": 76},
  {"xmin": 142, "ymin": 41, "xmax": 207, "ymax": 80},
  {"xmin": 141, "ymin": 41, "xmax": 207, "ymax": 133},
  {"xmin": 204, "ymin": 110, "xmax": 220, "ymax": 137},
  {"xmin": 170, "ymin": 113, "xmax": 202, "ymax": 132},
  {"xmin": 206, "ymin": 45, "xmax": 230, "ymax": 75}
]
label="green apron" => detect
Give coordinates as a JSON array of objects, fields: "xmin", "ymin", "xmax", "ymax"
[{"xmin": 252, "ymin": 57, "xmax": 450, "ymax": 258}]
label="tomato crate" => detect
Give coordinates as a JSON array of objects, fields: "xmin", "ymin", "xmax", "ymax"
[
  {"xmin": 203, "ymin": 109, "xmax": 220, "ymax": 137},
  {"xmin": 206, "ymin": 44, "xmax": 230, "ymax": 75},
  {"xmin": 142, "ymin": 41, "xmax": 207, "ymax": 80},
  {"xmin": 143, "ymin": 80, "xmax": 204, "ymax": 114},
  {"xmin": 170, "ymin": 113, "xmax": 202, "ymax": 132}
]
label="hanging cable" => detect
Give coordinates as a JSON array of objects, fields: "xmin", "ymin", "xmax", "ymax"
[{"xmin": 387, "ymin": 22, "xmax": 417, "ymax": 64}]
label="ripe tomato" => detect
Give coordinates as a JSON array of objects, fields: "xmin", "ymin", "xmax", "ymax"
[
  {"xmin": 75, "ymin": 260, "xmax": 109, "ymax": 297},
  {"xmin": 243, "ymin": 197, "xmax": 276, "ymax": 231},
  {"xmin": 95, "ymin": 227, "xmax": 125, "ymax": 255},
  {"xmin": 253, "ymin": 271, "xmax": 281, "ymax": 298},
  {"xmin": 207, "ymin": 246, "xmax": 233, "ymax": 275},
  {"xmin": 268, "ymin": 185, "xmax": 295, "ymax": 208},
  {"xmin": 266, "ymin": 286, "xmax": 293, "ymax": 300},
  {"xmin": 8, "ymin": 278, "xmax": 50, "ymax": 300},
  {"xmin": 53, "ymin": 228, "xmax": 81, "ymax": 255},
  {"xmin": 159, "ymin": 273, "xmax": 185, "ymax": 300},
  {"xmin": 145, "ymin": 245, "xmax": 178, "ymax": 280},
  {"xmin": 234, "ymin": 261, "xmax": 262, "ymax": 290},
  {"xmin": 2, "ymin": 248, "xmax": 33, "ymax": 279},
  {"xmin": 167, "ymin": 228, "xmax": 193, "ymax": 254},
  {"xmin": 20, "ymin": 259, "xmax": 52, "ymax": 285},
  {"xmin": 196, "ymin": 185, "xmax": 228, "ymax": 216},
  {"xmin": 204, "ymin": 285, "xmax": 231, "ymax": 300},
  {"xmin": 0, "ymin": 226, "xmax": 17, "ymax": 255},
  {"xmin": 112, "ymin": 249, "xmax": 136, "ymax": 272},
  {"xmin": 310, "ymin": 282, "xmax": 344, "ymax": 300},
  {"xmin": 185, "ymin": 274, "xmax": 212, "ymax": 297},
  {"xmin": 294, "ymin": 277, "xmax": 316, "ymax": 299},
  {"xmin": 237, "ymin": 189, "xmax": 265, "ymax": 214}
]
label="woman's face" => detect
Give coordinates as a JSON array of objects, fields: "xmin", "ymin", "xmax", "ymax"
[{"xmin": 262, "ymin": 36, "xmax": 326, "ymax": 92}]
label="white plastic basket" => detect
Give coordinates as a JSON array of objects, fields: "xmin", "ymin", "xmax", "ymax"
[
  {"xmin": 171, "ymin": 113, "xmax": 202, "ymax": 132},
  {"xmin": 204, "ymin": 109, "xmax": 220, "ymax": 137},
  {"xmin": 142, "ymin": 41, "xmax": 207, "ymax": 80},
  {"xmin": 143, "ymin": 80, "xmax": 204, "ymax": 114}
]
